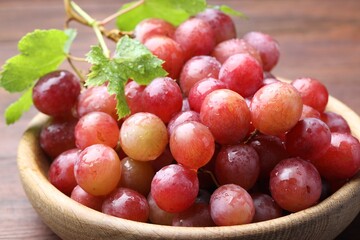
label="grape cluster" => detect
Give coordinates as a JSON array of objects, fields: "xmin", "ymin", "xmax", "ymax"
[{"xmin": 35, "ymin": 8, "xmax": 360, "ymax": 227}]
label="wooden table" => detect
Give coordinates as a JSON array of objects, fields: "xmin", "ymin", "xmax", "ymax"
[{"xmin": 0, "ymin": 0, "xmax": 359, "ymax": 239}]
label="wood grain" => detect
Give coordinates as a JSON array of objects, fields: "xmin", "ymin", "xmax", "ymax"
[{"xmin": 0, "ymin": 0, "xmax": 359, "ymax": 239}]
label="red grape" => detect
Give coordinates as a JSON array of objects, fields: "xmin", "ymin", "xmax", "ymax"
[
  {"xmin": 120, "ymin": 112, "xmax": 168, "ymax": 161},
  {"xmin": 300, "ymin": 104, "xmax": 321, "ymax": 120},
  {"xmin": 200, "ymin": 89, "xmax": 251, "ymax": 145},
  {"xmin": 250, "ymin": 82, "xmax": 303, "ymax": 136},
  {"xmin": 320, "ymin": 111, "xmax": 351, "ymax": 133},
  {"xmin": 172, "ymin": 202, "xmax": 215, "ymax": 227},
  {"xmin": 170, "ymin": 121, "xmax": 215, "ymax": 170},
  {"xmin": 134, "ymin": 18, "xmax": 175, "ymax": 44},
  {"xmin": 124, "ymin": 80, "xmax": 146, "ymax": 114},
  {"xmin": 210, "ymin": 184, "xmax": 255, "ymax": 226},
  {"xmin": 251, "ymin": 193, "xmax": 282, "ymax": 222},
  {"xmin": 167, "ymin": 110, "xmax": 201, "ymax": 136},
  {"xmin": 150, "ymin": 146, "xmax": 175, "ymax": 172},
  {"xmin": 147, "ymin": 193, "xmax": 174, "ymax": 225},
  {"xmin": 270, "ymin": 157, "xmax": 322, "ymax": 212},
  {"xmin": 70, "ymin": 185, "xmax": 105, "ymax": 211},
  {"xmin": 151, "ymin": 164, "xmax": 199, "ymax": 213},
  {"xmin": 102, "ymin": 187, "xmax": 149, "ymax": 222},
  {"xmin": 74, "ymin": 144, "xmax": 122, "ymax": 196}
]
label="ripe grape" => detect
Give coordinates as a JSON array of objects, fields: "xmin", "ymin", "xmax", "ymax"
[
  {"xmin": 310, "ymin": 132, "xmax": 360, "ymax": 180},
  {"xmin": 144, "ymin": 36, "xmax": 185, "ymax": 79},
  {"xmin": 33, "ymin": 70, "xmax": 80, "ymax": 117},
  {"xmin": 134, "ymin": 18, "xmax": 176, "ymax": 44},
  {"xmin": 76, "ymin": 85, "xmax": 118, "ymax": 120},
  {"xmin": 40, "ymin": 117, "xmax": 77, "ymax": 159},
  {"xmin": 102, "ymin": 187, "xmax": 149, "ymax": 222},
  {"xmin": 120, "ymin": 112, "xmax": 168, "ymax": 161},
  {"xmin": 147, "ymin": 193, "xmax": 174, "ymax": 225},
  {"xmin": 124, "ymin": 80, "xmax": 146, "ymax": 114},
  {"xmin": 48, "ymin": 148, "xmax": 80, "ymax": 196},
  {"xmin": 300, "ymin": 105, "xmax": 321, "ymax": 120},
  {"xmin": 172, "ymin": 202, "xmax": 215, "ymax": 227},
  {"xmin": 119, "ymin": 157, "xmax": 155, "ymax": 196},
  {"xmin": 150, "ymin": 146, "xmax": 175, "ymax": 172},
  {"xmin": 188, "ymin": 77, "xmax": 226, "ymax": 112},
  {"xmin": 285, "ymin": 118, "xmax": 331, "ymax": 160},
  {"xmin": 251, "ymin": 193, "xmax": 282, "ymax": 222},
  {"xmin": 291, "ymin": 77, "xmax": 329, "ymax": 112},
  {"xmin": 141, "ymin": 77, "xmax": 183, "ymax": 123},
  {"xmin": 170, "ymin": 121, "xmax": 215, "ymax": 170},
  {"xmin": 74, "ymin": 111, "xmax": 119, "ymax": 150},
  {"xmin": 250, "ymin": 82, "xmax": 303, "ymax": 136},
  {"xmin": 320, "ymin": 111, "xmax": 351, "ymax": 133},
  {"xmin": 243, "ymin": 31, "xmax": 280, "ymax": 71},
  {"xmin": 270, "ymin": 158, "xmax": 322, "ymax": 212},
  {"xmin": 151, "ymin": 164, "xmax": 199, "ymax": 213},
  {"xmin": 179, "ymin": 55, "xmax": 221, "ymax": 96},
  {"xmin": 167, "ymin": 110, "xmax": 201, "ymax": 136},
  {"xmin": 196, "ymin": 8, "xmax": 236, "ymax": 44},
  {"xmin": 70, "ymin": 185, "xmax": 105, "ymax": 211},
  {"xmin": 200, "ymin": 89, "xmax": 251, "ymax": 145},
  {"xmin": 74, "ymin": 144, "xmax": 121, "ymax": 196},
  {"xmin": 219, "ymin": 53, "xmax": 263, "ymax": 98},
  {"xmin": 210, "ymin": 184, "xmax": 255, "ymax": 226},
  {"xmin": 174, "ymin": 18, "xmax": 216, "ymax": 61}
]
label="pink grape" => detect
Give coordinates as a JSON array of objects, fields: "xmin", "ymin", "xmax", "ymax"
[
  {"xmin": 179, "ymin": 55, "xmax": 221, "ymax": 96},
  {"xmin": 170, "ymin": 121, "xmax": 215, "ymax": 170},
  {"xmin": 134, "ymin": 18, "xmax": 175, "ymax": 43},
  {"xmin": 33, "ymin": 70, "xmax": 80, "ymax": 117},
  {"xmin": 300, "ymin": 105, "xmax": 321, "ymax": 120},
  {"xmin": 120, "ymin": 112, "xmax": 168, "ymax": 161},
  {"xmin": 75, "ymin": 111, "xmax": 119, "ymax": 150},
  {"xmin": 210, "ymin": 184, "xmax": 255, "ymax": 226},
  {"xmin": 172, "ymin": 202, "xmax": 215, "ymax": 227},
  {"xmin": 74, "ymin": 144, "xmax": 121, "ymax": 196},
  {"xmin": 151, "ymin": 164, "xmax": 199, "ymax": 213},
  {"xmin": 270, "ymin": 157, "xmax": 322, "ymax": 212},
  {"xmin": 200, "ymin": 89, "xmax": 251, "ymax": 145},
  {"xmin": 219, "ymin": 53, "xmax": 263, "ymax": 98},
  {"xmin": 124, "ymin": 80, "xmax": 146, "ymax": 114},
  {"xmin": 70, "ymin": 185, "xmax": 105, "ymax": 211},
  {"xmin": 250, "ymin": 82, "xmax": 303, "ymax": 136},
  {"xmin": 102, "ymin": 187, "xmax": 149, "ymax": 222},
  {"xmin": 167, "ymin": 110, "xmax": 201, "ymax": 136}
]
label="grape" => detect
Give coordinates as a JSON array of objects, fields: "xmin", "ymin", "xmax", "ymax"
[
  {"xmin": 250, "ymin": 82, "xmax": 303, "ymax": 136},
  {"xmin": 75, "ymin": 111, "xmax": 119, "ymax": 150},
  {"xmin": 243, "ymin": 31, "xmax": 280, "ymax": 71},
  {"xmin": 291, "ymin": 77, "xmax": 329, "ymax": 112},
  {"xmin": 40, "ymin": 117, "xmax": 77, "ymax": 159},
  {"xmin": 310, "ymin": 132, "xmax": 360, "ymax": 180},
  {"xmin": 147, "ymin": 193, "xmax": 174, "ymax": 225},
  {"xmin": 196, "ymin": 8, "xmax": 236, "ymax": 44},
  {"xmin": 262, "ymin": 77, "xmax": 280, "ymax": 86},
  {"xmin": 251, "ymin": 193, "xmax": 282, "ymax": 222},
  {"xmin": 188, "ymin": 77, "xmax": 227, "ymax": 113},
  {"xmin": 102, "ymin": 187, "xmax": 149, "ymax": 222},
  {"xmin": 76, "ymin": 85, "xmax": 118, "ymax": 120},
  {"xmin": 215, "ymin": 144, "xmax": 260, "ymax": 190},
  {"xmin": 320, "ymin": 111, "xmax": 351, "ymax": 133},
  {"xmin": 248, "ymin": 134, "xmax": 289, "ymax": 180},
  {"xmin": 119, "ymin": 157, "xmax": 155, "ymax": 196},
  {"xmin": 200, "ymin": 89, "xmax": 251, "ymax": 145},
  {"xmin": 285, "ymin": 118, "xmax": 331, "ymax": 160},
  {"xmin": 74, "ymin": 144, "xmax": 121, "ymax": 196},
  {"xmin": 219, "ymin": 53, "xmax": 263, "ymax": 98},
  {"xmin": 120, "ymin": 112, "xmax": 168, "ymax": 161},
  {"xmin": 70, "ymin": 185, "xmax": 105, "ymax": 211},
  {"xmin": 210, "ymin": 184, "xmax": 255, "ymax": 226},
  {"xmin": 151, "ymin": 164, "xmax": 199, "ymax": 213},
  {"xmin": 134, "ymin": 18, "xmax": 176, "ymax": 44},
  {"xmin": 144, "ymin": 36, "xmax": 185, "ymax": 79},
  {"xmin": 270, "ymin": 157, "xmax": 322, "ymax": 212},
  {"xmin": 170, "ymin": 121, "xmax": 215, "ymax": 170},
  {"xmin": 167, "ymin": 110, "xmax": 201, "ymax": 136},
  {"xmin": 32, "ymin": 70, "xmax": 80, "ymax": 117},
  {"xmin": 300, "ymin": 105, "xmax": 321, "ymax": 120},
  {"xmin": 124, "ymin": 80, "xmax": 146, "ymax": 114},
  {"xmin": 141, "ymin": 77, "xmax": 183, "ymax": 123},
  {"xmin": 179, "ymin": 55, "xmax": 221, "ymax": 96},
  {"xmin": 48, "ymin": 148, "xmax": 80, "ymax": 196},
  {"xmin": 172, "ymin": 202, "xmax": 215, "ymax": 227},
  {"xmin": 150, "ymin": 146, "xmax": 175, "ymax": 172},
  {"xmin": 211, "ymin": 38, "xmax": 262, "ymax": 65},
  {"xmin": 174, "ymin": 18, "xmax": 216, "ymax": 61}
]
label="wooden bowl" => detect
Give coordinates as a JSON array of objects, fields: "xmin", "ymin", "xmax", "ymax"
[{"xmin": 17, "ymin": 94, "xmax": 360, "ymax": 240}]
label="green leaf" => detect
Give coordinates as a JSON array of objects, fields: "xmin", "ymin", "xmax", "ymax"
[
  {"xmin": 0, "ymin": 29, "xmax": 76, "ymax": 92},
  {"xmin": 217, "ymin": 5, "xmax": 246, "ymax": 18},
  {"xmin": 4, "ymin": 88, "xmax": 33, "ymax": 125},
  {"xmin": 86, "ymin": 36, "xmax": 167, "ymax": 118},
  {"xmin": 116, "ymin": 0, "xmax": 207, "ymax": 31}
]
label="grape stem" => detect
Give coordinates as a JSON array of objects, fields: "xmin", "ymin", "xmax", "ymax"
[{"xmin": 198, "ymin": 169, "xmax": 220, "ymax": 188}]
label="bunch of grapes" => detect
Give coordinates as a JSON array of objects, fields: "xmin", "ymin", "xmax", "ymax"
[{"xmin": 35, "ymin": 8, "xmax": 360, "ymax": 226}]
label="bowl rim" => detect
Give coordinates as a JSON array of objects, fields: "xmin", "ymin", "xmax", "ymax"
[{"xmin": 17, "ymin": 92, "xmax": 360, "ymax": 240}]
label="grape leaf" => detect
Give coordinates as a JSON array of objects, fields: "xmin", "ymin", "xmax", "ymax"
[
  {"xmin": 86, "ymin": 35, "xmax": 167, "ymax": 118},
  {"xmin": 116, "ymin": 0, "xmax": 207, "ymax": 31},
  {"xmin": 0, "ymin": 29, "xmax": 76, "ymax": 124}
]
